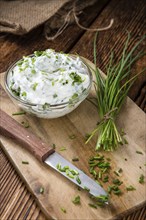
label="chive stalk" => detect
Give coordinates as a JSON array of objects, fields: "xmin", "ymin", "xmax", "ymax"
[
  {"xmin": 72, "ymin": 195, "xmax": 80, "ymax": 204},
  {"xmin": 12, "ymin": 111, "xmax": 26, "ymax": 116},
  {"xmin": 85, "ymin": 33, "xmax": 145, "ymax": 151}
]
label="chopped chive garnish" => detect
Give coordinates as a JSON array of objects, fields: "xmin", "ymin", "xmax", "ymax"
[
  {"xmin": 118, "ymin": 168, "xmax": 123, "ymax": 173},
  {"xmin": 22, "ymin": 91, "xmax": 27, "ymax": 97},
  {"xmin": 102, "ymin": 175, "xmax": 109, "ymax": 183},
  {"xmin": 72, "ymin": 157, "xmax": 79, "ymax": 162},
  {"xmin": 98, "ymin": 171, "xmax": 102, "ymax": 179},
  {"xmin": 93, "ymin": 170, "xmax": 97, "ymax": 178},
  {"xmin": 88, "ymin": 203, "xmax": 97, "ymax": 209},
  {"xmin": 21, "ymin": 121, "xmax": 29, "ymax": 128},
  {"xmin": 94, "ymin": 195, "xmax": 109, "ymax": 203},
  {"xmin": 114, "ymin": 171, "xmax": 120, "ymax": 176},
  {"xmin": 107, "ymin": 185, "xmax": 122, "ymax": 195},
  {"xmin": 112, "ymin": 186, "xmax": 122, "ymax": 195},
  {"xmin": 69, "ymin": 134, "xmax": 76, "ymax": 139},
  {"xmin": 72, "ymin": 195, "xmax": 80, "ymax": 205},
  {"xmin": 39, "ymin": 187, "xmax": 44, "ymax": 194},
  {"xmin": 107, "ymin": 186, "xmax": 112, "ymax": 194},
  {"xmin": 136, "ymin": 151, "xmax": 143, "ymax": 155},
  {"xmin": 93, "ymin": 155, "xmax": 104, "ymax": 161},
  {"xmin": 97, "ymin": 162, "xmax": 110, "ymax": 168},
  {"xmin": 52, "ymin": 143, "xmax": 56, "ymax": 149},
  {"xmin": 112, "ymin": 179, "xmax": 123, "ymax": 186},
  {"xmin": 85, "ymin": 133, "xmax": 90, "ymax": 141},
  {"xmin": 70, "ymin": 169, "xmax": 79, "ymax": 175},
  {"xmin": 102, "ymin": 168, "xmax": 108, "ymax": 173},
  {"xmin": 84, "ymin": 186, "xmax": 90, "ymax": 192},
  {"xmin": 126, "ymin": 185, "xmax": 136, "ymax": 191},
  {"xmin": 113, "ymin": 189, "xmax": 122, "ymax": 195},
  {"xmin": 71, "ymin": 93, "xmax": 78, "ymax": 99},
  {"xmin": 96, "ymin": 180, "xmax": 102, "ymax": 187},
  {"xmin": 123, "ymin": 137, "xmax": 128, "ymax": 144},
  {"xmin": 67, "ymin": 173, "xmax": 74, "ymax": 179},
  {"xmin": 32, "ymin": 82, "xmax": 38, "ymax": 91},
  {"xmin": 139, "ymin": 174, "xmax": 144, "ymax": 184},
  {"xmin": 12, "ymin": 111, "xmax": 26, "ymax": 116},
  {"xmin": 77, "ymin": 187, "xmax": 81, "ymax": 191},
  {"xmin": 121, "ymin": 129, "xmax": 126, "ymax": 136},
  {"xmin": 31, "ymin": 69, "xmax": 36, "ymax": 74},
  {"xmin": 59, "ymin": 147, "xmax": 66, "ymax": 151},
  {"xmin": 53, "ymin": 93, "xmax": 58, "ymax": 98},
  {"xmin": 22, "ymin": 161, "xmax": 29, "ymax": 164},
  {"xmin": 76, "ymin": 176, "xmax": 81, "ymax": 184},
  {"xmin": 106, "ymin": 158, "xmax": 111, "ymax": 161},
  {"xmin": 56, "ymin": 163, "xmax": 61, "ymax": 170},
  {"xmin": 60, "ymin": 207, "xmax": 66, "ymax": 213},
  {"xmin": 64, "ymin": 166, "xmax": 69, "ymax": 170}
]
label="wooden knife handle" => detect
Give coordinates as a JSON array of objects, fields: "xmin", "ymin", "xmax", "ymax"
[{"xmin": 0, "ymin": 109, "xmax": 55, "ymax": 162}]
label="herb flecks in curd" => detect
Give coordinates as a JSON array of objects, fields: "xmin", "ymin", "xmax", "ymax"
[{"xmin": 9, "ymin": 50, "xmax": 90, "ymax": 107}]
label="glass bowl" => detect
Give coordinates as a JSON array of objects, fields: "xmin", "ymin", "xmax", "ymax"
[{"xmin": 5, "ymin": 54, "xmax": 92, "ymax": 118}]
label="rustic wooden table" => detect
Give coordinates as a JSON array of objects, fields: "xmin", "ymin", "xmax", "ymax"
[{"xmin": 0, "ymin": 0, "xmax": 146, "ymax": 219}]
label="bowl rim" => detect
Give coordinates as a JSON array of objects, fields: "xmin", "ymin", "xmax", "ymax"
[{"xmin": 5, "ymin": 54, "xmax": 93, "ymax": 108}]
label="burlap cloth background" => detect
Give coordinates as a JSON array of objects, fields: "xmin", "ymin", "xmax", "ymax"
[
  {"xmin": 0, "ymin": 0, "xmax": 69, "ymax": 35},
  {"xmin": 0, "ymin": 0, "xmax": 97, "ymax": 38}
]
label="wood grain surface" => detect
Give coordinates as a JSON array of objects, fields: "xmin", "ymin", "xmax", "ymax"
[
  {"xmin": 0, "ymin": 57, "xmax": 146, "ymax": 219},
  {"xmin": 0, "ymin": 147, "xmax": 46, "ymax": 220},
  {"xmin": 0, "ymin": 0, "xmax": 146, "ymax": 219}
]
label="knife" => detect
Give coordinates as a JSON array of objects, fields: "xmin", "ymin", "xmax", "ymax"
[{"xmin": 0, "ymin": 109, "xmax": 108, "ymax": 201}]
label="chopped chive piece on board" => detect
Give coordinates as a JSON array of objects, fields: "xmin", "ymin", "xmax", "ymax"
[
  {"xmin": 112, "ymin": 179, "xmax": 123, "ymax": 186},
  {"xmin": 60, "ymin": 207, "xmax": 66, "ymax": 213},
  {"xmin": 114, "ymin": 171, "xmax": 120, "ymax": 176},
  {"xmin": 69, "ymin": 134, "xmax": 76, "ymax": 139},
  {"xmin": 84, "ymin": 186, "xmax": 90, "ymax": 192},
  {"xmin": 76, "ymin": 176, "xmax": 81, "ymax": 184},
  {"xmin": 39, "ymin": 187, "xmax": 44, "ymax": 194},
  {"xmin": 126, "ymin": 185, "xmax": 136, "ymax": 191},
  {"xmin": 22, "ymin": 161, "xmax": 29, "ymax": 164},
  {"xmin": 67, "ymin": 173, "xmax": 74, "ymax": 179},
  {"xmin": 52, "ymin": 143, "xmax": 56, "ymax": 149},
  {"xmin": 12, "ymin": 111, "xmax": 26, "ymax": 116},
  {"xmin": 72, "ymin": 195, "xmax": 80, "ymax": 204},
  {"xmin": 136, "ymin": 151, "xmax": 143, "ymax": 155},
  {"xmin": 21, "ymin": 121, "xmax": 29, "ymax": 128},
  {"xmin": 102, "ymin": 175, "xmax": 109, "ymax": 183},
  {"xmin": 70, "ymin": 169, "xmax": 79, "ymax": 175},
  {"xmin": 56, "ymin": 163, "xmax": 61, "ymax": 170},
  {"xmin": 139, "ymin": 174, "xmax": 144, "ymax": 184},
  {"xmin": 72, "ymin": 157, "xmax": 79, "ymax": 162},
  {"xmin": 59, "ymin": 147, "xmax": 66, "ymax": 151},
  {"xmin": 88, "ymin": 203, "xmax": 97, "ymax": 209}
]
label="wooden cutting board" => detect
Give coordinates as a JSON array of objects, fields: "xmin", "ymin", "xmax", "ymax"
[{"xmin": 0, "ymin": 59, "xmax": 145, "ymax": 220}]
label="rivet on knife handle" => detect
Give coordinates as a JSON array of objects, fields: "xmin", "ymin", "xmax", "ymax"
[{"xmin": 0, "ymin": 109, "xmax": 55, "ymax": 162}]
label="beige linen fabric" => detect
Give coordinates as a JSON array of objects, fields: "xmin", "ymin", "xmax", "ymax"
[{"xmin": 0, "ymin": 0, "xmax": 69, "ymax": 35}]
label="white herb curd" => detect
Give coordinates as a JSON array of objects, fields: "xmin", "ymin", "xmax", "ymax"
[
  {"xmin": 9, "ymin": 50, "xmax": 90, "ymax": 106},
  {"xmin": 6, "ymin": 50, "xmax": 92, "ymax": 118}
]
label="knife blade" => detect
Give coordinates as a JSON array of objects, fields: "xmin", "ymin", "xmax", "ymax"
[{"xmin": 0, "ymin": 109, "xmax": 108, "ymax": 200}]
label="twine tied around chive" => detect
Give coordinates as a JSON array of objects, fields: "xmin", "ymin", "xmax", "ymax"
[
  {"xmin": 85, "ymin": 107, "xmax": 118, "ymax": 144},
  {"xmin": 96, "ymin": 107, "xmax": 118, "ymax": 125}
]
